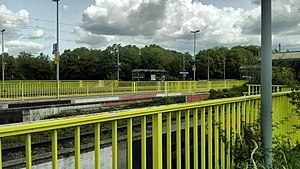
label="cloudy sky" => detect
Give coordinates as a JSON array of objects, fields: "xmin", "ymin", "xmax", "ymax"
[{"xmin": 1, "ymin": 0, "xmax": 300, "ymax": 57}]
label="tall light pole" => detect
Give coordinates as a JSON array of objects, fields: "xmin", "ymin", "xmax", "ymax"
[
  {"xmin": 190, "ymin": 30, "xmax": 200, "ymax": 81},
  {"xmin": 207, "ymin": 51, "xmax": 210, "ymax": 81},
  {"xmin": 261, "ymin": 0, "xmax": 272, "ymax": 167},
  {"xmin": 223, "ymin": 56, "xmax": 226, "ymax": 81},
  {"xmin": 52, "ymin": 0, "xmax": 60, "ymax": 99},
  {"xmin": 1, "ymin": 29, "xmax": 5, "ymax": 90},
  {"xmin": 117, "ymin": 47, "xmax": 120, "ymax": 81}
]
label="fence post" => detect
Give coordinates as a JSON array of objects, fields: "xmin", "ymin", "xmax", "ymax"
[
  {"xmin": 111, "ymin": 82, "xmax": 114, "ymax": 95},
  {"xmin": 164, "ymin": 82, "xmax": 168, "ymax": 96},
  {"xmin": 152, "ymin": 113, "xmax": 163, "ymax": 169},
  {"xmin": 22, "ymin": 83, "xmax": 24, "ymax": 101},
  {"xmin": 86, "ymin": 82, "xmax": 89, "ymax": 96}
]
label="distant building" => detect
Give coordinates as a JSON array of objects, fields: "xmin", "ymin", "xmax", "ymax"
[{"xmin": 132, "ymin": 69, "xmax": 167, "ymax": 81}]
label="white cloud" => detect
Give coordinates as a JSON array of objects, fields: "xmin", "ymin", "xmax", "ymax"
[
  {"xmin": 28, "ymin": 29, "xmax": 45, "ymax": 39},
  {"xmin": 77, "ymin": 0, "xmax": 263, "ymax": 50},
  {"xmin": 6, "ymin": 40, "xmax": 44, "ymax": 56},
  {"xmin": 63, "ymin": 5, "xmax": 70, "ymax": 11},
  {"xmin": 76, "ymin": 0, "xmax": 300, "ymax": 51},
  {"xmin": 0, "ymin": 4, "xmax": 29, "ymax": 40}
]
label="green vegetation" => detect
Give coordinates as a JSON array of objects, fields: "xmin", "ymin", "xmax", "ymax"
[
  {"xmin": 228, "ymin": 122, "xmax": 300, "ymax": 169},
  {"xmin": 208, "ymin": 85, "xmax": 245, "ymax": 99},
  {"xmin": 1, "ymin": 44, "xmax": 261, "ymax": 81}
]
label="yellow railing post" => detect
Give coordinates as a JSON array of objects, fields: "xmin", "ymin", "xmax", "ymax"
[
  {"xmin": 176, "ymin": 111, "xmax": 181, "ymax": 169},
  {"xmin": 152, "ymin": 113, "xmax": 162, "ymax": 169},
  {"xmin": 58, "ymin": 81, "xmax": 60, "ymax": 99},
  {"xmin": 208, "ymin": 106, "xmax": 213, "ymax": 169},
  {"xmin": 193, "ymin": 109, "xmax": 198, "ymax": 169},
  {"xmin": 201, "ymin": 108, "xmax": 206, "ymax": 169},
  {"xmin": 95, "ymin": 123, "xmax": 101, "ymax": 169},
  {"xmin": 220, "ymin": 105, "xmax": 225, "ymax": 169},
  {"xmin": 167, "ymin": 113, "xmax": 172, "ymax": 169},
  {"xmin": 111, "ymin": 82, "xmax": 114, "ymax": 95},
  {"xmin": 127, "ymin": 118, "xmax": 133, "ymax": 169},
  {"xmin": 214, "ymin": 106, "xmax": 220, "ymax": 169},
  {"xmin": 52, "ymin": 130, "xmax": 58, "ymax": 169},
  {"xmin": 0, "ymin": 138, "xmax": 2, "ymax": 169},
  {"xmin": 226, "ymin": 104, "xmax": 231, "ymax": 169},
  {"xmin": 22, "ymin": 83, "xmax": 24, "ymax": 101},
  {"xmin": 141, "ymin": 116, "xmax": 147, "ymax": 169},
  {"xmin": 185, "ymin": 110, "xmax": 190, "ymax": 169},
  {"xmin": 86, "ymin": 82, "xmax": 89, "ymax": 96},
  {"xmin": 189, "ymin": 81, "xmax": 192, "ymax": 94},
  {"xmin": 112, "ymin": 120, "xmax": 118, "ymax": 169},
  {"xmin": 75, "ymin": 126, "xmax": 81, "ymax": 169},
  {"xmin": 26, "ymin": 134, "xmax": 32, "ymax": 169},
  {"xmin": 164, "ymin": 82, "xmax": 168, "ymax": 96},
  {"xmin": 248, "ymin": 85, "xmax": 250, "ymax": 96}
]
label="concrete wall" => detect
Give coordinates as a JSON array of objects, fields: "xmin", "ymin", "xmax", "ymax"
[{"xmin": 21, "ymin": 147, "xmax": 112, "ymax": 169}]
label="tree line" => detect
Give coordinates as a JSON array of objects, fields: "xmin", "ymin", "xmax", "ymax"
[{"xmin": 0, "ymin": 44, "xmax": 260, "ymax": 81}]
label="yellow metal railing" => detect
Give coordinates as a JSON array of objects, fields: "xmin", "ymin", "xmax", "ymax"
[
  {"xmin": 246, "ymin": 84, "xmax": 292, "ymax": 95},
  {"xmin": 0, "ymin": 80, "xmax": 245, "ymax": 101},
  {"xmin": 0, "ymin": 91, "xmax": 298, "ymax": 169}
]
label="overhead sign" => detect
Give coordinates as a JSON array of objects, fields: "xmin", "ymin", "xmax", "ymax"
[{"xmin": 180, "ymin": 72, "xmax": 189, "ymax": 75}]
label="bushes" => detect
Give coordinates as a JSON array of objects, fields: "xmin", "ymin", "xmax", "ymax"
[
  {"xmin": 208, "ymin": 85, "xmax": 245, "ymax": 99},
  {"xmin": 227, "ymin": 122, "xmax": 300, "ymax": 168}
]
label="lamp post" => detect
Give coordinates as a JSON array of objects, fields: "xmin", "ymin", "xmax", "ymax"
[
  {"xmin": 1, "ymin": 29, "xmax": 5, "ymax": 90},
  {"xmin": 52, "ymin": 0, "xmax": 60, "ymax": 99},
  {"xmin": 207, "ymin": 51, "xmax": 210, "ymax": 81},
  {"xmin": 223, "ymin": 56, "xmax": 226, "ymax": 81},
  {"xmin": 117, "ymin": 47, "xmax": 120, "ymax": 81},
  {"xmin": 190, "ymin": 30, "xmax": 200, "ymax": 81}
]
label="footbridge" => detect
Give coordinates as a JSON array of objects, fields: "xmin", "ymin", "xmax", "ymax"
[{"xmin": 0, "ymin": 82, "xmax": 297, "ymax": 169}]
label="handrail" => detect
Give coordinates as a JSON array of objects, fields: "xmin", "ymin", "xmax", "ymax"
[
  {"xmin": 0, "ymin": 91, "xmax": 298, "ymax": 169},
  {"xmin": 0, "ymin": 80, "xmax": 246, "ymax": 101},
  {"xmin": 0, "ymin": 91, "xmax": 290, "ymax": 137}
]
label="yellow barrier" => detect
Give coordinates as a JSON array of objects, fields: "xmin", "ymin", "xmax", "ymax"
[
  {"xmin": 0, "ymin": 92, "xmax": 298, "ymax": 168},
  {"xmin": 0, "ymin": 80, "xmax": 246, "ymax": 101},
  {"xmin": 246, "ymin": 84, "xmax": 292, "ymax": 95}
]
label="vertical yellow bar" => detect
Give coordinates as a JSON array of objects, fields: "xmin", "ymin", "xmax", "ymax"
[
  {"xmin": 22, "ymin": 83, "xmax": 24, "ymax": 101},
  {"xmin": 221, "ymin": 105, "xmax": 226, "ymax": 169},
  {"xmin": 86, "ymin": 82, "xmax": 89, "ymax": 96},
  {"xmin": 176, "ymin": 111, "xmax": 181, "ymax": 169},
  {"xmin": 201, "ymin": 108, "xmax": 206, "ymax": 169},
  {"xmin": 167, "ymin": 113, "xmax": 172, "ymax": 169},
  {"xmin": 208, "ymin": 106, "xmax": 213, "ymax": 169},
  {"xmin": 193, "ymin": 109, "xmax": 198, "ymax": 169},
  {"xmin": 52, "ymin": 130, "xmax": 58, "ymax": 169},
  {"xmin": 112, "ymin": 120, "xmax": 118, "ymax": 169},
  {"xmin": 111, "ymin": 82, "xmax": 114, "ymax": 95},
  {"xmin": 242, "ymin": 101, "xmax": 246, "ymax": 123},
  {"xmin": 95, "ymin": 123, "xmax": 101, "ymax": 169},
  {"xmin": 75, "ymin": 126, "xmax": 81, "ymax": 169},
  {"xmin": 254, "ymin": 100, "xmax": 259, "ymax": 122},
  {"xmin": 152, "ymin": 113, "xmax": 162, "ymax": 169},
  {"xmin": 58, "ymin": 81, "xmax": 60, "ymax": 99},
  {"xmin": 232, "ymin": 103, "xmax": 236, "ymax": 142},
  {"xmin": 127, "ymin": 118, "xmax": 133, "ymax": 169},
  {"xmin": 246, "ymin": 100, "xmax": 250, "ymax": 124},
  {"xmin": 226, "ymin": 104, "xmax": 231, "ymax": 169},
  {"xmin": 185, "ymin": 110, "xmax": 190, "ymax": 169},
  {"xmin": 237, "ymin": 102, "xmax": 241, "ymax": 134},
  {"xmin": 214, "ymin": 106, "xmax": 219, "ymax": 169},
  {"xmin": 141, "ymin": 116, "xmax": 147, "ymax": 169},
  {"xmin": 0, "ymin": 138, "xmax": 2, "ymax": 169},
  {"xmin": 248, "ymin": 85, "xmax": 250, "ymax": 95},
  {"xmin": 26, "ymin": 134, "xmax": 32, "ymax": 169},
  {"xmin": 250, "ymin": 100, "xmax": 254, "ymax": 123}
]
